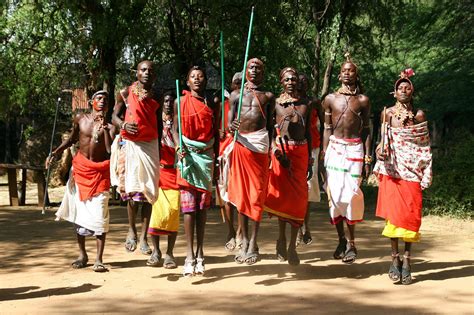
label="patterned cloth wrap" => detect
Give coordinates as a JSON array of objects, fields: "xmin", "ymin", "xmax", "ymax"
[{"xmin": 374, "ymin": 121, "xmax": 432, "ymax": 188}]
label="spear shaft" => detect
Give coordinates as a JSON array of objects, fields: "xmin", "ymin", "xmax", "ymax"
[{"xmin": 234, "ymin": 6, "xmax": 255, "ymax": 141}]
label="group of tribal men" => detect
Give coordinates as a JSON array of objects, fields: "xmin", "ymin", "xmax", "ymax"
[{"xmin": 47, "ymin": 54, "xmax": 432, "ymax": 285}]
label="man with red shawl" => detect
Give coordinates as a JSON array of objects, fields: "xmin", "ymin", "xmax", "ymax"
[
  {"xmin": 112, "ymin": 60, "xmax": 161, "ymax": 256},
  {"xmin": 173, "ymin": 66, "xmax": 220, "ymax": 276}
]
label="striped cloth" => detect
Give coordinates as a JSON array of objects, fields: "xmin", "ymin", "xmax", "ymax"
[{"xmin": 324, "ymin": 135, "xmax": 364, "ymax": 224}]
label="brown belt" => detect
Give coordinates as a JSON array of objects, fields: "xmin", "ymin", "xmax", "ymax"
[{"xmin": 160, "ymin": 163, "xmax": 175, "ymax": 169}]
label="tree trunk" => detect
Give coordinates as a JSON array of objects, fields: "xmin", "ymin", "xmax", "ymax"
[
  {"xmin": 311, "ymin": 2, "xmax": 331, "ymax": 97},
  {"xmin": 312, "ymin": 30, "xmax": 321, "ymax": 97},
  {"xmin": 320, "ymin": 60, "xmax": 335, "ymax": 99},
  {"xmin": 101, "ymin": 46, "xmax": 117, "ymax": 119},
  {"xmin": 320, "ymin": 1, "xmax": 350, "ymax": 99}
]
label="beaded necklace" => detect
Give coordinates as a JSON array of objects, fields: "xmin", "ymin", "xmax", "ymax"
[
  {"xmin": 393, "ymin": 101, "xmax": 415, "ymax": 126},
  {"xmin": 131, "ymin": 82, "xmax": 153, "ymax": 101}
]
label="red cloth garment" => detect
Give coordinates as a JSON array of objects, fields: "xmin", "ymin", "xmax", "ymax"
[
  {"xmin": 120, "ymin": 82, "xmax": 160, "ymax": 142},
  {"xmin": 159, "ymin": 122, "xmax": 178, "ymax": 190},
  {"xmin": 265, "ymin": 143, "xmax": 309, "ymax": 227},
  {"xmin": 219, "ymin": 133, "xmax": 233, "ymax": 156},
  {"xmin": 222, "ymin": 99, "xmax": 230, "ymax": 131},
  {"xmin": 227, "ymin": 141, "xmax": 269, "ymax": 222},
  {"xmin": 376, "ymin": 174, "xmax": 422, "ymax": 232},
  {"xmin": 180, "ymin": 90, "xmax": 215, "ymax": 143},
  {"xmin": 218, "ymin": 99, "xmax": 233, "ymax": 155},
  {"xmin": 72, "ymin": 152, "xmax": 111, "ymax": 202},
  {"xmin": 159, "ymin": 144, "xmax": 179, "ymax": 191},
  {"xmin": 310, "ymin": 108, "xmax": 321, "ymax": 149}
]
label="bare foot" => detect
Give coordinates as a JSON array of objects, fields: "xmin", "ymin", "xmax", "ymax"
[{"xmin": 287, "ymin": 247, "xmax": 300, "ymax": 266}]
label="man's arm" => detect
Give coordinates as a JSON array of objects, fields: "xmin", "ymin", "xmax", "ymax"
[
  {"xmin": 314, "ymin": 98, "xmax": 324, "ymax": 143},
  {"xmin": 171, "ymin": 99, "xmax": 180, "ymax": 149},
  {"xmin": 102, "ymin": 121, "xmax": 115, "ymax": 155},
  {"xmin": 228, "ymin": 90, "xmax": 239, "ymax": 132},
  {"xmin": 375, "ymin": 109, "xmax": 386, "ymax": 160},
  {"xmin": 156, "ymin": 104, "xmax": 163, "ymax": 154},
  {"xmin": 266, "ymin": 92, "xmax": 276, "ymax": 144},
  {"xmin": 321, "ymin": 96, "xmax": 333, "ymax": 158},
  {"xmin": 45, "ymin": 114, "xmax": 80, "ymax": 167},
  {"xmin": 305, "ymin": 102, "xmax": 313, "ymax": 180},
  {"xmin": 112, "ymin": 88, "xmax": 127, "ymax": 129},
  {"xmin": 213, "ymin": 96, "xmax": 221, "ymax": 161},
  {"xmin": 360, "ymin": 96, "xmax": 372, "ymax": 175}
]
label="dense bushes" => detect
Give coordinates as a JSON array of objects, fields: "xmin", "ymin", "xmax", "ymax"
[{"xmin": 424, "ymin": 129, "xmax": 474, "ymax": 219}]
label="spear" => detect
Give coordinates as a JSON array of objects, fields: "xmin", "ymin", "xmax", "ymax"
[
  {"xmin": 234, "ymin": 6, "xmax": 255, "ymax": 141},
  {"xmin": 175, "ymin": 80, "xmax": 183, "ymax": 174},
  {"xmin": 220, "ymin": 31, "xmax": 225, "ymax": 132},
  {"xmin": 43, "ymin": 96, "xmax": 61, "ymax": 214},
  {"xmin": 381, "ymin": 106, "xmax": 387, "ymax": 155}
]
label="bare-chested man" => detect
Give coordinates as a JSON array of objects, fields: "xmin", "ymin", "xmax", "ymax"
[
  {"xmin": 322, "ymin": 54, "xmax": 371, "ymax": 264},
  {"xmin": 48, "ymin": 90, "xmax": 116, "ymax": 272},
  {"xmin": 265, "ymin": 67, "xmax": 312, "ymax": 265},
  {"xmin": 227, "ymin": 58, "xmax": 275, "ymax": 265},
  {"xmin": 112, "ymin": 60, "xmax": 161, "ymax": 256}
]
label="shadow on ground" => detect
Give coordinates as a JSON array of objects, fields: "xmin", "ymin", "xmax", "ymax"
[{"xmin": 0, "ymin": 284, "xmax": 100, "ymax": 302}]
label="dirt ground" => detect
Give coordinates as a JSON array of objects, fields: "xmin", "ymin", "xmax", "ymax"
[{"xmin": 0, "ymin": 177, "xmax": 473, "ymax": 314}]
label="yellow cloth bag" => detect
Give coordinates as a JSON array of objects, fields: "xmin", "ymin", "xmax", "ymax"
[{"xmin": 149, "ymin": 188, "xmax": 180, "ymax": 234}]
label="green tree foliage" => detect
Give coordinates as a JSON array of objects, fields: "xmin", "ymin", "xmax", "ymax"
[
  {"xmin": 424, "ymin": 130, "xmax": 474, "ymax": 219},
  {"xmin": 1, "ymin": 0, "xmax": 472, "ymax": 217}
]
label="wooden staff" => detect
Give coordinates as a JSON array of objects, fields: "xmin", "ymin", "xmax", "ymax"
[
  {"xmin": 214, "ymin": 179, "xmax": 226, "ymax": 223},
  {"xmin": 381, "ymin": 106, "xmax": 387, "ymax": 155},
  {"xmin": 43, "ymin": 96, "xmax": 61, "ymax": 214},
  {"xmin": 274, "ymin": 124, "xmax": 287, "ymax": 159},
  {"xmin": 175, "ymin": 80, "xmax": 183, "ymax": 174},
  {"xmin": 234, "ymin": 6, "xmax": 255, "ymax": 141},
  {"xmin": 220, "ymin": 31, "xmax": 225, "ymax": 132}
]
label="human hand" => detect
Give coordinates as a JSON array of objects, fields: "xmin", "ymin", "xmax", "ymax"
[
  {"xmin": 219, "ymin": 129, "xmax": 226, "ymax": 140},
  {"xmin": 375, "ymin": 144, "xmax": 386, "ymax": 161},
  {"xmin": 307, "ymin": 166, "xmax": 313, "ymax": 181},
  {"xmin": 277, "ymin": 154, "xmax": 291, "ymax": 169},
  {"xmin": 229, "ymin": 119, "xmax": 240, "ymax": 133},
  {"xmin": 364, "ymin": 164, "xmax": 371, "ymax": 180},
  {"xmin": 320, "ymin": 168, "xmax": 327, "ymax": 186},
  {"xmin": 176, "ymin": 146, "xmax": 186, "ymax": 161},
  {"xmin": 318, "ymin": 150, "xmax": 326, "ymax": 162},
  {"xmin": 45, "ymin": 154, "xmax": 56, "ymax": 169},
  {"xmin": 123, "ymin": 121, "xmax": 138, "ymax": 135}
]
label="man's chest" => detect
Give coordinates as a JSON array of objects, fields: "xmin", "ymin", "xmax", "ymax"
[{"xmin": 332, "ymin": 95, "xmax": 362, "ymax": 114}]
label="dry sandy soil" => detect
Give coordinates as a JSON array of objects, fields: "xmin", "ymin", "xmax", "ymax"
[{"xmin": 0, "ymin": 178, "xmax": 473, "ymax": 314}]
